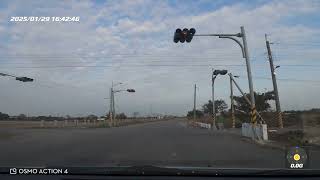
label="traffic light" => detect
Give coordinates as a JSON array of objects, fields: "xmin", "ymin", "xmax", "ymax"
[
  {"xmin": 213, "ymin": 70, "xmax": 228, "ymax": 75},
  {"xmin": 173, "ymin": 28, "xmax": 196, "ymax": 43},
  {"xmin": 186, "ymin": 28, "xmax": 196, "ymax": 42},
  {"xmin": 16, "ymin": 77, "xmax": 34, "ymax": 82},
  {"xmin": 127, "ymin": 89, "xmax": 135, "ymax": 93},
  {"xmin": 219, "ymin": 70, "xmax": 228, "ymax": 75},
  {"xmin": 213, "ymin": 70, "xmax": 220, "ymax": 75},
  {"xmin": 173, "ymin": 28, "xmax": 182, "ymax": 43}
]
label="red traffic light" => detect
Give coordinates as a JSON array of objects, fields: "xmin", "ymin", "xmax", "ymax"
[{"xmin": 173, "ymin": 28, "xmax": 196, "ymax": 43}]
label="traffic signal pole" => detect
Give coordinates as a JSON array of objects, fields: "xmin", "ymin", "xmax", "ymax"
[
  {"xmin": 241, "ymin": 27, "xmax": 257, "ymax": 126},
  {"xmin": 174, "ymin": 26, "xmax": 258, "ymax": 132}
]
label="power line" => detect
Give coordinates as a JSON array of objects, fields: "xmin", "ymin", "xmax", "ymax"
[
  {"xmin": 1, "ymin": 63, "xmax": 320, "ymax": 68},
  {"xmin": 238, "ymin": 76, "xmax": 320, "ymax": 84}
]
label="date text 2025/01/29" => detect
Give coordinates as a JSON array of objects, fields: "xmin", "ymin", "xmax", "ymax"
[{"xmin": 10, "ymin": 16, "xmax": 80, "ymax": 22}]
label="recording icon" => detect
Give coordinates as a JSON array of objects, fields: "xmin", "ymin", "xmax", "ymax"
[{"xmin": 10, "ymin": 168, "xmax": 17, "ymax": 175}]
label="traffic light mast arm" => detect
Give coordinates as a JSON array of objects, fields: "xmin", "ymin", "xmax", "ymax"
[
  {"xmin": 113, "ymin": 89, "xmax": 126, "ymax": 93},
  {"xmin": 114, "ymin": 89, "xmax": 135, "ymax": 93},
  {"xmin": 218, "ymin": 36, "xmax": 245, "ymax": 58},
  {"xmin": 194, "ymin": 33, "xmax": 245, "ymax": 58},
  {"xmin": 0, "ymin": 73, "xmax": 16, "ymax": 78},
  {"xmin": 194, "ymin": 33, "xmax": 242, "ymax": 37}
]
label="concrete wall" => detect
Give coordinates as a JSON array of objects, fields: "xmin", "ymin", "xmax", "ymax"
[
  {"xmin": 195, "ymin": 122, "xmax": 211, "ymax": 129},
  {"xmin": 242, "ymin": 123, "xmax": 268, "ymax": 140}
]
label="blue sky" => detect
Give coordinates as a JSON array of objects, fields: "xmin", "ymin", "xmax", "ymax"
[{"xmin": 0, "ymin": 0, "xmax": 320, "ymax": 116}]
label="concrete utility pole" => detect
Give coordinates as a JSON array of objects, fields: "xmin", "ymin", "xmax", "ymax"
[
  {"xmin": 212, "ymin": 72, "xmax": 216, "ymax": 128},
  {"xmin": 229, "ymin": 75, "xmax": 235, "ymax": 128},
  {"xmin": 109, "ymin": 87, "xmax": 113, "ymax": 126},
  {"xmin": 193, "ymin": 84, "xmax": 197, "ymax": 122},
  {"xmin": 112, "ymin": 89, "xmax": 116, "ymax": 125},
  {"xmin": 265, "ymin": 34, "xmax": 283, "ymax": 128}
]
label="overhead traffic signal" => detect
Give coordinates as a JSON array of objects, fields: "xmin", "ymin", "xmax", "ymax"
[
  {"xmin": 127, "ymin": 89, "xmax": 135, "ymax": 93},
  {"xmin": 213, "ymin": 70, "xmax": 228, "ymax": 75},
  {"xmin": 219, "ymin": 70, "xmax": 228, "ymax": 75},
  {"xmin": 16, "ymin": 77, "xmax": 34, "ymax": 82},
  {"xmin": 173, "ymin": 28, "xmax": 196, "ymax": 43}
]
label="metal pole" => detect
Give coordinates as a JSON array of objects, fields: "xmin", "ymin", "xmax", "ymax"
[
  {"xmin": 230, "ymin": 75, "xmax": 235, "ymax": 128},
  {"xmin": 265, "ymin": 35, "xmax": 283, "ymax": 128},
  {"xmin": 110, "ymin": 87, "xmax": 113, "ymax": 127},
  {"xmin": 193, "ymin": 84, "xmax": 196, "ymax": 122},
  {"xmin": 241, "ymin": 26, "xmax": 257, "ymax": 125},
  {"xmin": 229, "ymin": 73, "xmax": 265, "ymax": 124},
  {"xmin": 112, "ymin": 89, "xmax": 116, "ymax": 126},
  {"xmin": 212, "ymin": 74, "xmax": 217, "ymax": 130}
]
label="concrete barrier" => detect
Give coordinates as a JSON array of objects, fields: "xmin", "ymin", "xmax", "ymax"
[
  {"xmin": 241, "ymin": 123, "xmax": 268, "ymax": 140},
  {"xmin": 195, "ymin": 122, "xmax": 211, "ymax": 129}
]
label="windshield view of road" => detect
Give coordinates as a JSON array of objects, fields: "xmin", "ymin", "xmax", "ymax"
[{"xmin": 1, "ymin": 0, "xmax": 320, "ymax": 175}]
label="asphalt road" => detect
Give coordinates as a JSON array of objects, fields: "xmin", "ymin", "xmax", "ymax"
[{"xmin": 0, "ymin": 119, "xmax": 319, "ymax": 168}]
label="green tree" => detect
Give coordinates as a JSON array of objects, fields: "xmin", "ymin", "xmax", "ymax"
[
  {"xmin": 18, "ymin": 114, "xmax": 27, "ymax": 120},
  {"xmin": 116, "ymin": 113, "xmax": 127, "ymax": 119},
  {"xmin": 0, "ymin": 112, "xmax": 9, "ymax": 120},
  {"xmin": 187, "ymin": 110, "xmax": 204, "ymax": 119},
  {"xmin": 87, "ymin": 114, "xmax": 98, "ymax": 120},
  {"xmin": 202, "ymin": 99, "xmax": 228, "ymax": 114},
  {"xmin": 233, "ymin": 91, "xmax": 275, "ymax": 114}
]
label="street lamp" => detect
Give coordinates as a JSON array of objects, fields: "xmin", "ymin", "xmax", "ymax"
[
  {"xmin": 212, "ymin": 69, "xmax": 228, "ymax": 130},
  {"xmin": 173, "ymin": 26, "xmax": 257, "ymax": 125},
  {"xmin": 110, "ymin": 84, "xmax": 135, "ymax": 127},
  {"xmin": 229, "ymin": 74, "xmax": 239, "ymax": 128},
  {"xmin": 0, "ymin": 72, "xmax": 34, "ymax": 82},
  {"xmin": 273, "ymin": 65, "xmax": 280, "ymax": 75},
  {"xmin": 109, "ymin": 81, "xmax": 123, "ymax": 126}
]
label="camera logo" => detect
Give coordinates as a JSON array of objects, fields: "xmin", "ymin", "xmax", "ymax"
[{"xmin": 10, "ymin": 168, "xmax": 17, "ymax": 175}]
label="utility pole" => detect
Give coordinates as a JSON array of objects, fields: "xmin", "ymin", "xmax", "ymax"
[
  {"xmin": 229, "ymin": 75, "xmax": 235, "ymax": 128},
  {"xmin": 193, "ymin": 84, "xmax": 197, "ymax": 122},
  {"xmin": 265, "ymin": 34, "xmax": 283, "ymax": 128},
  {"xmin": 109, "ymin": 87, "xmax": 113, "ymax": 126},
  {"xmin": 112, "ymin": 89, "xmax": 116, "ymax": 125},
  {"xmin": 212, "ymin": 71, "xmax": 216, "ymax": 129}
]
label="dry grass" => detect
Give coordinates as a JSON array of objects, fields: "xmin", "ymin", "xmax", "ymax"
[{"xmin": 0, "ymin": 118, "xmax": 175, "ymax": 129}]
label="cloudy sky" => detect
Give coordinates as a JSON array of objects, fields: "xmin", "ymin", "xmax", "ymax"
[{"xmin": 0, "ymin": 0, "xmax": 319, "ymax": 117}]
